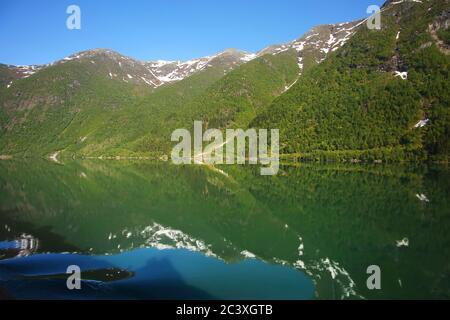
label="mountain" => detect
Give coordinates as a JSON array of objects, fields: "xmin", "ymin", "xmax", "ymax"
[
  {"xmin": 144, "ymin": 48, "xmax": 256, "ymax": 85},
  {"xmin": 1, "ymin": 48, "xmax": 253, "ymax": 90},
  {"xmin": 0, "ymin": 46, "xmax": 263, "ymax": 156},
  {"xmin": 0, "ymin": 20, "xmax": 360, "ymax": 91},
  {"xmin": 0, "ymin": 16, "xmax": 353, "ymax": 158},
  {"xmin": 0, "ymin": 64, "xmax": 46, "ymax": 89},
  {"xmin": 0, "ymin": 0, "xmax": 448, "ymax": 162},
  {"xmin": 257, "ymin": 21, "xmax": 361, "ymax": 74},
  {"xmin": 0, "ymin": 44, "xmax": 298, "ymax": 157},
  {"xmin": 253, "ymin": 0, "xmax": 450, "ymax": 162}
]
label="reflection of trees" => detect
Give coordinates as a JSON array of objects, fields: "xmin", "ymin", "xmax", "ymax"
[
  {"xmin": 0, "ymin": 160, "xmax": 449, "ymax": 298},
  {"xmin": 230, "ymin": 163, "xmax": 450, "ymax": 299}
]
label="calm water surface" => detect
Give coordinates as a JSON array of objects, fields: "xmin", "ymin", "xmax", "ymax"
[{"xmin": 0, "ymin": 160, "xmax": 449, "ymax": 299}]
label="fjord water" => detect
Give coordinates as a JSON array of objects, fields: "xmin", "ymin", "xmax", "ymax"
[{"xmin": 0, "ymin": 160, "xmax": 448, "ymax": 299}]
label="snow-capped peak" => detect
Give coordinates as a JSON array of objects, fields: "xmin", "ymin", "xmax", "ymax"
[{"xmin": 256, "ymin": 20, "xmax": 361, "ymax": 74}]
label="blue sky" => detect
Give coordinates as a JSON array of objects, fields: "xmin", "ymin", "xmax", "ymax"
[{"xmin": 0, "ymin": 0, "xmax": 385, "ymax": 65}]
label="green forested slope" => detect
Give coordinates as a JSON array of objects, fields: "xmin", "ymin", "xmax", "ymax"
[
  {"xmin": 253, "ymin": 0, "xmax": 449, "ymax": 162},
  {"xmin": 73, "ymin": 50, "xmax": 299, "ymax": 157},
  {"xmin": 0, "ymin": 57, "xmax": 147, "ymax": 156},
  {"xmin": 0, "ymin": 0, "xmax": 448, "ymax": 162},
  {"xmin": 0, "ymin": 49, "xmax": 298, "ymax": 157}
]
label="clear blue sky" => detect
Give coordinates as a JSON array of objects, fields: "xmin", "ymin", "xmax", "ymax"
[{"xmin": 0, "ymin": 0, "xmax": 385, "ymax": 65}]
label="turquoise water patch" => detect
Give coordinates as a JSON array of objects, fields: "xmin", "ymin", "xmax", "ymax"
[{"xmin": 0, "ymin": 248, "xmax": 314, "ymax": 300}]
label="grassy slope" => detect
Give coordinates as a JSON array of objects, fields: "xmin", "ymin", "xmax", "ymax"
[
  {"xmin": 0, "ymin": 50, "xmax": 299, "ymax": 157},
  {"xmin": 0, "ymin": 59, "xmax": 147, "ymax": 156},
  {"xmin": 0, "ymin": 53, "xmax": 243, "ymax": 156},
  {"xmin": 0, "ymin": 64, "xmax": 18, "ymax": 88},
  {"xmin": 82, "ymin": 50, "xmax": 298, "ymax": 157},
  {"xmin": 55, "ymin": 60, "xmax": 234, "ymax": 157}
]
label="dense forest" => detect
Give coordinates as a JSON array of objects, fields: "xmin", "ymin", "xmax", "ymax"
[{"xmin": 253, "ymin": 0, "xmax": 450, "ymax": 162}]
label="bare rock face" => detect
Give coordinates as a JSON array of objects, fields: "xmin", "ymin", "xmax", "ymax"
[{"xmin": 429, "ymin": 8, "xmax": 450, "ymax": 54}]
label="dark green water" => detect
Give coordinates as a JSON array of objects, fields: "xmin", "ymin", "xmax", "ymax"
[{"xmin": 0, "ymin": 160, "xmax": 449, "ymax": 299}]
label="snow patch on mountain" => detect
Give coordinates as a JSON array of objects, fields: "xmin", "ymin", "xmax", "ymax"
[
  {"xmin": 241, "ymin": 53, "xmax": 257, "ymax": 62},
  {"xmin": 257, "ymin": 20, "xmax": 361, "ymax": 74},
  {"xmin": 414, "ymin": 119, "xmax": 429, "ymax": 128},
  {"xmin": 394, "ymin": 71, "xmax": 408, "ymax": 80}
]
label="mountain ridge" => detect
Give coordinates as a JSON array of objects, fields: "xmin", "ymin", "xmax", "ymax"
[
  {"xmin": 253, "ymin": 0, "xmax": 449, "ymax": 162},
  {"xmin": 1, "ymin": 0, "xmax": 448, "ymax": 161},
  {"xmin": 1, "ymin": 13, "xmax": 367, "ymax": 90},
  {"xmin": 1, "ymin": 0, "xmax": 412, "ymax": 90}
]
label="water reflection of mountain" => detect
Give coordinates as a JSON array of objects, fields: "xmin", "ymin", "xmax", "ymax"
[{"xmin": 0, "ymin": 160, "xmax": 449, "ymax": 299}]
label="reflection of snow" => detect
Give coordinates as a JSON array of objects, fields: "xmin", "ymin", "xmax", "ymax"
[
  {"xmin": 298, "ymin": 236, "xmax": 304, "ymax": 256},
  {"xmin": 108, "ymin": 233, "xmax": 117, "ymax": 240},
  {"xmin": 290, "ymin": 235, "xmax": 362, "ymax": 299},
  {"xmin": 293, "ymin": 256, "xmax": 361, "ymax": 299},
  {"xmin": 311, "ymin": 258, "xmax": 360, "ymax": 299},
  {"xmin": 293, "ymin": 260, "xmax": 306, "ymax": 269},
  {"xmin": 241, "ymin": 250, "xmax": 256, "ymax": 259},
  {"xmin": 139, "ymin": 223, "xmax": 217, "ymax": 257},
  {"xmin": 396, "ymin": 238, "xmax": 409, "ymax": 247},
  {"xmin": 274, "ymin": 257, "xmax": 289, "ymax": 266}
]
